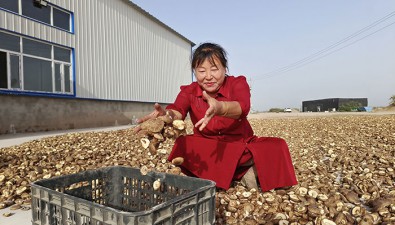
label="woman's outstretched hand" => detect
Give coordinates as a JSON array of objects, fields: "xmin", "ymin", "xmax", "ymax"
[
  {"xmin": 195, "ymin": 91, "xmax": 224, "ymax": 131},
  {"xmin": 133, "ymin": 103, "xmax": 166, "ymax": 133}
]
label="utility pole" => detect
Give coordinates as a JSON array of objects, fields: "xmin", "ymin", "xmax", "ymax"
[{"xmin": 248, "ymin": 77, "xmax": 255, "ymax": 113}]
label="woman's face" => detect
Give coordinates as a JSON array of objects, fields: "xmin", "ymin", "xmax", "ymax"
[{"xmin": 194, "ymin": 57, "xmax": 226, "ymax": 95}]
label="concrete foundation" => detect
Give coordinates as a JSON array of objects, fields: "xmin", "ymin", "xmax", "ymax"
[{"xmin": 0, "ymin": 94, "xmax": 167, "ymax": 134}]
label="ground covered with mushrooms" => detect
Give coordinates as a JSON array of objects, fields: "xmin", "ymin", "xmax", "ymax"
[{"xmin": 1, "ymin": 114, "xmax": 394, "ymax": 224}]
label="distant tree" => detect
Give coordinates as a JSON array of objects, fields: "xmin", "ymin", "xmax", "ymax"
[
  {"xmin": 338, "ymin": 101, "xmax": 362, "ymax": 112},
  {"xmin": 268, "ymin": 108, "xmax": 283, "ymax": 113},
  {"xmin": 390, "ymin": 95, "xmax": 395, "ymax": 106}
]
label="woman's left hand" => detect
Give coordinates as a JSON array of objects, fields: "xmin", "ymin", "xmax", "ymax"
[{"xmin": 195, "ymin": 91, "xmax": 223, "ymax": 131}]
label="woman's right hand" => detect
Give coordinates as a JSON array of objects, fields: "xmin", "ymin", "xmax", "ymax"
[{"xmin": 133, "ymin": 103, "xmax": 166, "ymax": 133}]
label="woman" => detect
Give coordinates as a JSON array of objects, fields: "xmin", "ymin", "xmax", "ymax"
[{"xmin": 136, "ymin": 42, "xmax": 297, "ymax": 191}]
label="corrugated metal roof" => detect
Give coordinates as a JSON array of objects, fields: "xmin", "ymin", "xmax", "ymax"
[{"xmin": 124, "ymin": 0, "xmax": 195, "ymax": 47}]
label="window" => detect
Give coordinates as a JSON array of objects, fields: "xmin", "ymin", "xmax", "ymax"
[
  {"xmin": 22, "ymin": 0, "xmax": 51, "ymax": 24},
  {"xmin": 0, "ymin": 31, "xmax": 73, "ymax": 95},
  {"xmin": 0, "ymin": 32, "xmax": 20, "ymax": 52},
  {"xmin": 0, "ymin": 52, "xmax": 21, "ymax": 89},
  {"xmin": 64, "ymin": 65, "xmax": 71, "ymax": 92},
  {"xmin": 54, "ymin": 46, "xmax": 71, "ymax": 62},
  {"xmin": 23, "ymin": 38, "xmax": 51, "ymax": 59},
  {"xmin": 55, "ymin": 63, "xmax": 62, "ymax": 92},
  {"xmin": 53, "ymin": 8, "xmax": 70, "ymax": 31},
  {"xmin": 0, "ymin": 0, "xmax": 19, "ymax": 13},
  {"xmin": 23, "ymin": 56, "xmax": 52, "ymax": 92},
  {"xmin": 0, "ymin": 0, "xmax": 72, "ymax": 32},
  {"xmin": 10, "ymin": 55, "xmax": 21, "ymax": 89},
  {"xmin": 54, "ymin": 63, "xmax": 71, "ymax": 93},
  {"xmin": 0, "ymin": 51, "xmax": 7, "ymax": 88}
]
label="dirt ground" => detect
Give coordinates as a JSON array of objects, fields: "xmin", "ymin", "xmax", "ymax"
[
  {"xmin": 1, "ymin": 107, "xmax": 395, "ymax": 224},
  {"xmin": 247, "ymin": 108, "xmax": 395, "ymax": 119}
]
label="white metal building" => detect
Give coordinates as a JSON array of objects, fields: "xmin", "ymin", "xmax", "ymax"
[{"xmin": 0, "ymin": 0, "xmax": 194, "ymax": 134}]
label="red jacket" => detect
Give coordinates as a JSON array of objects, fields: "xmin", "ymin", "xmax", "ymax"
[{"xmin": 166, "ymin": 75, "xmax": 297, "ymax": 190}]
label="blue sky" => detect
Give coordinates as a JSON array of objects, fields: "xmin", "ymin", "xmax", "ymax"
[{"xmin": 132, "ymin": 1, "xmax": 395, "ymax": 111}]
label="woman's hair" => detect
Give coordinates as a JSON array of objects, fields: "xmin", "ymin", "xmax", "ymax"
[{"xmin": 191, "ymin": 42, "xmax": 228, "ymax": 71}]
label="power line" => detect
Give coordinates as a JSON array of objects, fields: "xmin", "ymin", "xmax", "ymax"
[
  {"xmin": 256, "ymin": 10, "xmax": 395, "ymax": 79},
  {"xmin": 254, "ymin": 10, "xmax": 395, "ymax": 81},
  {"xmin": 260, "ymin": 20, "xmax": 395, "ymax": 80}
]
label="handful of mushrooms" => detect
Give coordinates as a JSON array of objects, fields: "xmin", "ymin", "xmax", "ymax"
[{"xmin": 137, "ymin": 114, "xmax": 187, "ymax": 177}]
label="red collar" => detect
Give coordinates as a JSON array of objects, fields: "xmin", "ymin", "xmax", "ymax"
[{"xmin": 194, "ymin": 76, "xmax": 229, "ymax": 99}]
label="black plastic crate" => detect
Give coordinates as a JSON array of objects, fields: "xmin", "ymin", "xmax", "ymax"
[{"xmin": 31, "ymin": 166, "xmax": 216, "ymax": 225}]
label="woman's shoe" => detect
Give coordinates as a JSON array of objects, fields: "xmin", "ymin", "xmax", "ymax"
[{"xmin": 240, "ymin": 167, "xmax": 258, "ymax": 190}]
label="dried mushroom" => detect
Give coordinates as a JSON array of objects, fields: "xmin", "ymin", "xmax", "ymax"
[
  {"xmin": 172, "ymin": 120, "xmax": 186, "ymax": 130},
  {"xmin": 0, "ymin": 114, "xmax": 394, "ymax": 224},
  {"xmin": 153, "ymin": 179, "xmax": 161, "ymax": 191},
  {"xmin": 140, "ymin": 118, "xmax": 165, "ymax": 134},
  {"xmin": 171, "ymin": 157, "xmax": 184, "ymax": 166},
  {"xmin": 137, "ymin": 117, "xmax": 187, "ymax": 156}
]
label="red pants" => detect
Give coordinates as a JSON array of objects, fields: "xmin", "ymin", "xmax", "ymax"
[{"xmin": 168, "ymin": 135, "xmax": 298, "ymax": 191}]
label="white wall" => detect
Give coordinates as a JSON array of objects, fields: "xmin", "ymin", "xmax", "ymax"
[{"xmin": 0, "ymin": 0, "xmax": 193, "ymax": 103}]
